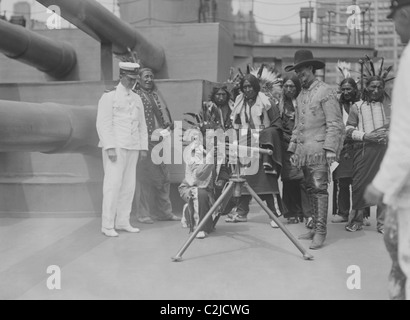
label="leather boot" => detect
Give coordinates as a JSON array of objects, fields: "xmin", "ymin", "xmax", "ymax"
[
  {"xmin": 315, "ymin": 194, "xmax": 328, "ymax": 235},
  {"xmin": 310, "ymin": 193, "xmax": 318, "ymax": 231},
  {"xmin": 299, "ymin": 195, "xmax": 317, "ymax": 240},
  {"xmin": 298, "ymin": 229, "xmax": 315, "ymax": 240},
  {"xmin": 310, "ymin": 233, "xmax": 326, "ymax": 250},
  {"xmin": 310, "ymin": 194, "xmax": 328, "ymax": 249}
]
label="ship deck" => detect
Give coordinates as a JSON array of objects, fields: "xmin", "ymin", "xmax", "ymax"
[{"xmin": 0, "ymin": 204, "xmax": 389, "ymax": 300}]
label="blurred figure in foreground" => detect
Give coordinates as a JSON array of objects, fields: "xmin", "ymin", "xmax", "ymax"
[{"xmin": 365, "ymin": 0, "xmax": 410, "ymax": 300}]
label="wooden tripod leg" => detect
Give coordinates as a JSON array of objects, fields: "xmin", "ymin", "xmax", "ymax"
[
  {"xmin": 244, "ymin": 183, "xmax": 314, "ymax": 261},
  {"xmin": 171, "ymin": 181, "xmax": 235, "ymax": 262}
]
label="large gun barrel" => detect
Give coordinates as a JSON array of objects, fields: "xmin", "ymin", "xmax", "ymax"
[
  {"xmin": 0, "ymin": 100, "xmax": 98, "ymax": 153},
  {"xmin": 0, "ymin": 19, "xmax": 77, "ymax": 78},
  {"xmin": 36, "ymin": 0, "xmax": 165, "ymax": 73}
]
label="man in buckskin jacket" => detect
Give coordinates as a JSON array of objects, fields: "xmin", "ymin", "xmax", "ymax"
[{"xmin": 285, "ymin": 50, "xmax": 344, "ymax": 250}]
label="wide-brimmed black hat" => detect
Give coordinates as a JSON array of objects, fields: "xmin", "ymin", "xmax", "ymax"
[
  {"xmin": 387, "ymin": 0, "xmax": 410, "ymax": 19},
  {"xmin": 284, "ymin": 50, "xmax": 325, "ymax": 72}
]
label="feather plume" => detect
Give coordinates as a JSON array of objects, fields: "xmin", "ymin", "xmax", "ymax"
[
  {"xmin": 257, "ymin": 64, "xmax": 265, "ymax": 78},
  {"xmin": 184, "ymin": 119, "xmax": 198, "ymax": 127},
  {"xmin": 365, "ymin": 55, "xmax": 376, "ymax": 76},
  {"xmin": 338, "ymin": 67, "xmax": 345, "ymax": 78},
  {"xmin": 249, "ymin": 65, "xmax": 281, "ymax": 101},
  {"xmin": 337, "ymin": 60, "xmax": 352, "ymax": 79},
  {"xmin": 115, "ymin": 48, "xmax": 141, "ymax": 66},
  {"xmin": 183, "ymin": 102, "xmax": 221, "ymax": 136},
  {"xmin": 250, "ymin": 67, "xmax": 280, "ymax": 89},
  {"xmin": 231, "ymin": 73, "xmax": 241, "ymax": 83},
  {"xmin": 382, "ymin": 65, "xmax": 393, "ymax": 79},
  {"xmin": 363, "ymin": 62, "xmax": 373, "ymax": 78},
  {"xmin": 196, "ymin": 113, "xmax": 203, "ymax": 124},
  {"xmin": 378, "ymin": 57, "xmax": 385, "ymax": 77},
  {"xmin": 228, "ymin": 67, "xmax": 234, "ymax": 82},
  {"xmin": 184, "ymin": 112, "xmax": 198, "ymax": 119},
  {"xmin": 183, "ymin": 112, "xmax": 202, "ymax": 126},
  {"xmin": 369, "ymin": 60, "xmax": 376, "ymax": 76}
]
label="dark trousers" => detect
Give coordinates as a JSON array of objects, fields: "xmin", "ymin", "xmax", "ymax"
[
  {"xmin": 180, "ymin": 187, "xmax": 214, "ymax": 233},
  {"xmin": 135, "ymin": 158, "xmax": 173, "ymax": 220},
  {"xmin": 347, "ymin": 204, "xmax": 386, "ymax": 231},
  {"xmin": 235, "ymin": 194, "xmax": 281, "ymax": 218},
  {"xmin": 214, "ymin": 181, "xmax": 237, "ymax": 215},
  {"xmin": 282, "ymin": 179, "xmax": 311, "ymax": 219},
  {"xmin": 333, "ymin": 177, "xmax": 352, "ymax": 218},
  {"xmin": 196, "ymin": 188, "xmax": 214, "ymax": 233}
]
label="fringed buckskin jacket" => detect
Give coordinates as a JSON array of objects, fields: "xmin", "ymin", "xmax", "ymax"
[{"xmin": 288, "ymin": 79, "xmax": 345, "ymax": 167}]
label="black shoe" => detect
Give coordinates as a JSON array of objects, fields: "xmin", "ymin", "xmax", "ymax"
[
  {"xmin": 287, "ymin": 217, "xmax": 299, "ymax": 224},
  {"xmin": 345, "ymin": 223, "xmax": 363, "ymax": 232}
]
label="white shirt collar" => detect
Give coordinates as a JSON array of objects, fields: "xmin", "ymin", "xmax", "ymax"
[{"xmin": 117, "ymin": 82, "xmax": 131, "ymax": 96}]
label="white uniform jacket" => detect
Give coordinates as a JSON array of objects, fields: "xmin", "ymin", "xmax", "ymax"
[
  {"xmin": 96, "ymin": 83, "xmax": 148, "ymax": 151},
  {"xmin": 372, "ymin": 43, "xmax": 410, "ymax": 206}
]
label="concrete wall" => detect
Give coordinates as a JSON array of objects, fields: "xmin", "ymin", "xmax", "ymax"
[
  {"xmin": 0, "ymin": 152, "xmax": 102, "ymax": 216},
  {"xmin": 217, "ymin": 23, "xmax": 235, "ymax": 81},
  {"xmin": 135, "ymin": 23, "xmax": 234, "ymax": 82}
]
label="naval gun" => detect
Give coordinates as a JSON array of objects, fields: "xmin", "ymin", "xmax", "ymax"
[
  {"xmin": 0, "ymin": 99, "xmax": 98, "ymax": 154},
  {"xmin": 36, "ymin": 0, "xmax": 165, "ymax": 74}
]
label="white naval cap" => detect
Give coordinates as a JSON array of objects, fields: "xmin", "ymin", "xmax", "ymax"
[{"xmin": 119, "ymin": 62, "xmax": 140, "ymax": 78}]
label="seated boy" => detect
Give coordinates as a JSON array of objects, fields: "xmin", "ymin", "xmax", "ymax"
[{"xmin": 179, "ymin": 135, "xmax": 223, "ymax": 239}]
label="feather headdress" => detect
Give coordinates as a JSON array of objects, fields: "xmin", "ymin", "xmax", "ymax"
[
  {"xmin": 183, "ymin": 102, "xmax": 221, "ymax": 135},
  {"xmin": 226, "ymin": 67, "xmax": 244, "ymax": 84},
  {"xmin": 249, "ymin": 64, "xmax": 282, "ymax": 101},
  {"xmin": 250, "ymin": 64, "xmax": 282, "ymax": 91},
  {"xmin": 359, "ymin": 55, "xmax": 395, "ymax": 86},
  {"xmin": 181, "ymin": 101, "xmax": 224, "ymax": 150},
  {"xmin": 337, "ymin": 60, "xmax": 352, "ymax": 80},
  {"xmin": 227, "ymin": 64, "xmax": 281, "ymax": 88},
  {"xmin": 115, "ymin": 47, "xmax": 141, "ymax": 66}
]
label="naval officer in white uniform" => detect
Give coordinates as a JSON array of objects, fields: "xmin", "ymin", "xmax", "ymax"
[{"xmin": 96, "ymin": 62, "xmax": 148, "ymax": 237}]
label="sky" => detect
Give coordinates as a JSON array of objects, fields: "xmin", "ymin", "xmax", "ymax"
[
  {"xmin": 232, "ymin": 0, "xmax": 316, "ymax": 43},
  {"xmin": 0, "ymin": 0, "xmax": 316, "ymax": 43}
]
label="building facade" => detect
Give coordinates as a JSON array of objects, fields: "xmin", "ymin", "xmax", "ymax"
[
  {"xmin": 118, "ymin": 0, "xmax": 262, "ymax": 44},
  {"xmin": 316, "ymin": 0, "xmax": 402, "ymax": 88},
  {"xmin": 118, "ymin": 0, "xmax": 234, "ymax": 34}
]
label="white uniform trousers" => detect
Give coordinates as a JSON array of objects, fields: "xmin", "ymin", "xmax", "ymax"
[
  {"xmin": 102, "ymin": 148, "xmax": 139, "ymax": 229},
  {"xmin": 397, "ymin": 204, "xmax": 410, "ymax": 300},
  {"xmin": 385, "ymin": 199, "xmax": 410, "ymax": 300}
]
